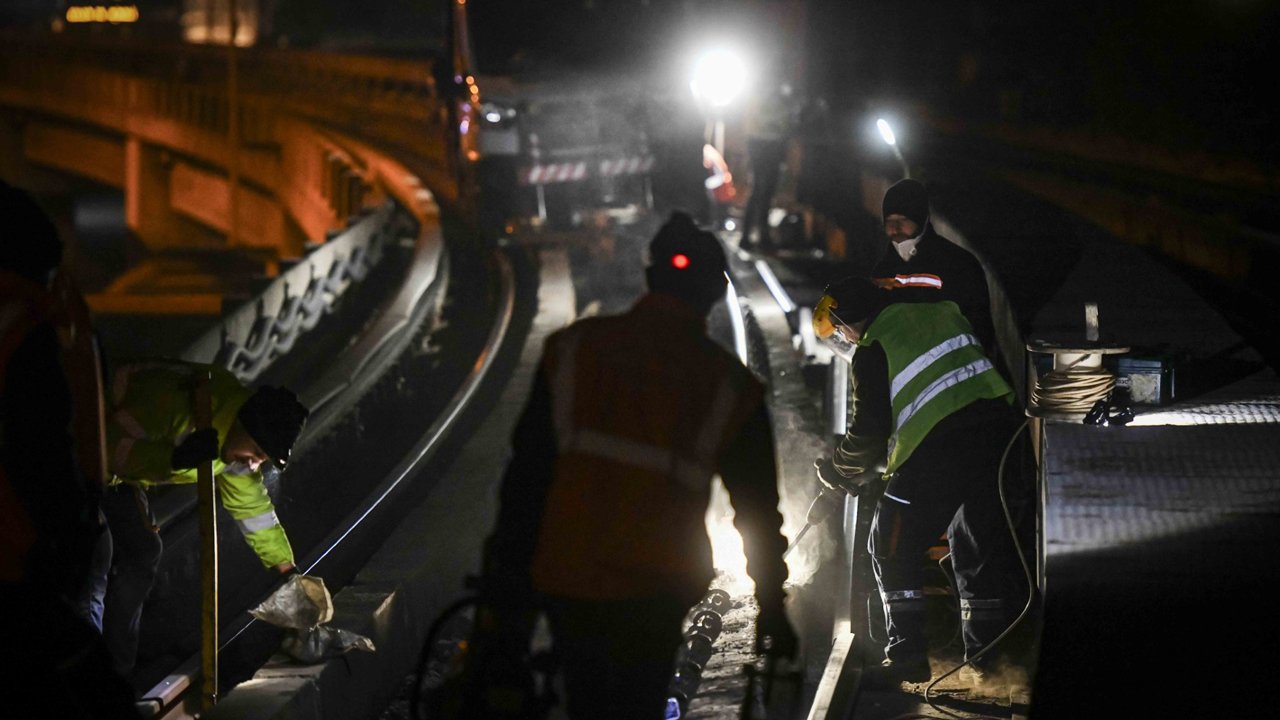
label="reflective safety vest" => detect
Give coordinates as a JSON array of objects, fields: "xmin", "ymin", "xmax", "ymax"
[
  {"xmin": 859, "ymin": 301, "xmax": 1013, "ymax": 473},
  {"xmin": 50, "ymin": 272, "xmax": 108, "ymax": 491},
  {"xmin": 106, "ymin": 361, "xmax": 294, "ymax": 569},
  {"xmin": 530, "ymin": 294, "xmax": 765, "ymax": 600},
  {"xmin": 0, "ymin": 271, "xmax": 52, "ymax": 582}
]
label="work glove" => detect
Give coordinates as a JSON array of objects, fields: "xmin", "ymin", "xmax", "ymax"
[
  {"xmin": 814, "ymin": 457, "xmax": 879, "ymax": 496},
  {"xmin": 171, "ymin": 428, "xmax": 220, "ymax": 469},
  {"xmin": 755, "ymin": 602, "xmax": 798, "ymax": 660}
]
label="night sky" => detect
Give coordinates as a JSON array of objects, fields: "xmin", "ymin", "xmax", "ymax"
[{"xmin": 3, "ymin": 0, "xmax": 1276, "ymax": 163}]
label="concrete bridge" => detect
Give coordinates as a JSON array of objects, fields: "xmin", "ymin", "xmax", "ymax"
[{"xmin": 0, "ymin": 32, "xmax": 453, "ymax": 318}]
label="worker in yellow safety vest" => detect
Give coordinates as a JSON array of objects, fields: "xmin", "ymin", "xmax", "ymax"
[
  {"xmin": 812, "ymin": 276, "xmax": 1028, "ymax": 689},
  {"xmin": 97, "ymin": 360, "xmax": 309, "ymax": 675},
  {"xmin": 481, "ymin": 212, "xmax": 797, "ymax": 720}
]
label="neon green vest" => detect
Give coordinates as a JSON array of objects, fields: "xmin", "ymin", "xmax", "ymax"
[
  {"xmin": 859, "ymin": 302, "xmax": 1013, "ymax": 473},
  {"xmin": 106, "ymin": 361, "xmax": 294, "ymax": 568}
]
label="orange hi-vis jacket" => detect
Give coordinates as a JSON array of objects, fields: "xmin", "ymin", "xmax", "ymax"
[
  {"xmin": 529, "ymin": 294, "xmax": 768, "ymax": 601},
  {"xmin": 1, "ymin": 270, "xmax": 102, "ymax": 585}
]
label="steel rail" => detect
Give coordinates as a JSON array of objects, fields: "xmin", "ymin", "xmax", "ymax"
[{"xmin": 139, "ymin": 249, "xmax": 514, "ymax": 720}]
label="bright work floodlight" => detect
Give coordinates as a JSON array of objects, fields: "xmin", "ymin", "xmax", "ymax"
[
  {"xmin": 876, "ymin": 118, "xmax": 897, "ymax": 146},
  {"xmin": 690, "ymin": 48, "xmax": 748, "ymax": 108},
  {"xmin": 874, "ymin": 117, "xmax": 910, "ymax": 179}
]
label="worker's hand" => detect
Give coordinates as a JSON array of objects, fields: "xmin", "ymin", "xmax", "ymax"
[
  {"xmin": 275, "ymin": 562, "xmax": 296, "ymax": 575},
  {"xmin": 171, "ymin": 428, "xmax": 220, "ymax": 469},
  {"xmin": 755, "ymin": 603, "xmax": 798, "ymax": 660},
  {"xmin": 814, "ymin": 458, "xmax": 879, "ymax": 495}
]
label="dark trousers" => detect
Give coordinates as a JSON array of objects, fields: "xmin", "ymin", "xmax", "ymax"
[
  {"xmin": 869, "ymin": 400, "xmax": 1028, "ymax": 666},
  {"xmin": 96, "ymin": 484, "xmax": 163, "ymax": 676},
  {"xmin": 78, "ymin": 508, "xmax": 112, "ymax": 632},
  {"xmin": 743, "ymin": 137, "xmax": 786, "ymax": 246},
  {"xmin": 545, "ymin": 594, "xmax": 690, "ymax": 720}
]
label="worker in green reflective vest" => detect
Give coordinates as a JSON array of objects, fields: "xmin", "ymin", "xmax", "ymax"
[
  {"xmin": 95, "ymin": 360, "xmax": 309, "ymax": 675},
  {"xmin": 812, "ymin": 276, "xmax": 1029, "ymax": 689}
]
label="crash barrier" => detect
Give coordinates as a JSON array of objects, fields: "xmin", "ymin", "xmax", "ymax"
[{"xmin": 180, "ymin": 200, "xmax": 414, "ymax": 382}]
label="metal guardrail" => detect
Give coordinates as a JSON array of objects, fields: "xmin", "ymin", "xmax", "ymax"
[{"xmin": 180, "ymin": 200, "xmax": 415, "ymax": 383}]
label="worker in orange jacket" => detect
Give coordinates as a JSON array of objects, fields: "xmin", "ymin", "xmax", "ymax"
[
  {"xmin": 0, "ymin": 181, "xmax": 138, "ymax": 718},
  {"xmin": 483, "ymin": 212, "xmax": 797, "ymax": 719}
]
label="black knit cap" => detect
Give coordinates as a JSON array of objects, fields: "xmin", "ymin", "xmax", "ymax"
[
  {"xmin": 881, "ymin": 178, "xmax": 930, "ymax": 228},
  {"xmin": 238, "ymin": 386, "xmax": 309, "ymax": 468},
  {"xmin": 823, "ymin": 276, "xmax": 888, "ymax": 326},
  {"xmin": 649, "ymin": 211, "xmax": 727, "ymax": 279}
]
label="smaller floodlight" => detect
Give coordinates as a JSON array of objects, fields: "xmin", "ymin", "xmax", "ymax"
[
  {"xmin": 690, "ymin": 48, "xmax": 748, "ymax": 108},
  {"xmin": 874, "ymin": 118, "xmax": 910, "ymax": 179},
  {"xmin": 876, "ymin": 118, "xmax": 897, "ymax": 146}
]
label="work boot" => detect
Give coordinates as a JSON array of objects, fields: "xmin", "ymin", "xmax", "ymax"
[{"xmin": 858, "ymin": 656, "xmax": 932, "ymax": 689}]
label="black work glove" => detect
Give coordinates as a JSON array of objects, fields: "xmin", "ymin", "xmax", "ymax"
[
  {"xmin": 755, "ymin": 603, "xmax": 799, "ymax": 660},
  {"xmin": 814, "ymin": 457, "xmax": 878, "ymax": 496},
  {"xmin": 171, "ymin": 428, "xmax": 220, "ymax": 469}
]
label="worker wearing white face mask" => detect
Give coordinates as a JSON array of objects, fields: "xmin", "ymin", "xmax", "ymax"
[
  {"xmin": 871, "ymin": 179, "xmax": 998, "ymax": 360},
  {"xmin": 97, "ymin": 361, "xmax": 308, "ymax": 674}
]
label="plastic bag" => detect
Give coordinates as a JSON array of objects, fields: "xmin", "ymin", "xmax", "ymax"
[
  {"xmin": 282, "ymin": 625, "xmax": 376, "ymax": 664},
  {"xmin": 249, "ymin": 574, "xmax": 334, "ymax": 630},
  {"xmin": 249, "ymin": 574, "xmax": 376, "ymax": 663}
]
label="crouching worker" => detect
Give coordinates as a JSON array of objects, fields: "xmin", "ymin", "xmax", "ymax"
[
  {"xmin": 98, "ymin": 360, "xmax": 309, "ymax": 675},
  {"xmin": 812, "ymin": 277, "xmax": 1027, "ymax": 687},
  {"xmin": 481, "ymin": 212, "xmax": 797, "ymax": 719}
]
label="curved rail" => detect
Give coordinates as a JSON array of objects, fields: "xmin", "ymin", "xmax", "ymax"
[{"xmin": 140, "ymin": 248, "xmax": 515, "ymax": 719}]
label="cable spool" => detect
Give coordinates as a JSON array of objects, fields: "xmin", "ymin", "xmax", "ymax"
[
  {"xmin": 1028, "ymin": 350, "xmax": 1122, "ymax": 416},
  {"xmin": 1026, "ymin": 303, "xmax": 1129, "ymax": 421}
]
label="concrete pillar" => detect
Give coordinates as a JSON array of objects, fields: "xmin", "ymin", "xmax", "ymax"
[{"xmin": 125, "ymin": 136, "xmax": 212, "ymax": 251}]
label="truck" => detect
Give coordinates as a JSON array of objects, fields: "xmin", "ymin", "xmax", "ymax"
[{"xmin": 438, "ymin": 0, "xmax": 782, "ymax": 233}]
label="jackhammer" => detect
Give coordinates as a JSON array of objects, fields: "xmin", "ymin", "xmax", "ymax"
[
  {"xmin": 784, "ymin": 460, "xmax": 879, "ymax": 560},
  {"xmin": 666, "ymin": 588, "xmax": 731, "ymax": 718}
]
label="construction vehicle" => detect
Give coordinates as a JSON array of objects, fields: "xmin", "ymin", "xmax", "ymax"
[{"xmin": 438, "ymin": 0, "xmax": 791, "ymax": 233}]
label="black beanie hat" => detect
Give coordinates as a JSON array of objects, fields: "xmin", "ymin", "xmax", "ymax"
[
  {"xmin": 882, "ymin": 178, "xmax": 930, "ymax": 228},
  {"xmin": 238, "ymin": 386, "xmax": 309, "ymax": 468},
  {"xmin": 649, "ymin": 211, "xmax": 727, "ymax": 277}
]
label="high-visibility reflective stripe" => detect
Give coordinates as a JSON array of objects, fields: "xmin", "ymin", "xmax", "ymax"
[
  {"xmin": 960, "ymin": 598, "xmax": 1003, "ymax": 620},
  {"xmin": 570, "ymin": 430, "xmax": 707, "ymax": 490},
  {"xmin": 883, "ymin": 589, "xmax": 925, "ymax": 602},
  {"xmin": 892, "ymin": 358, "xmax": 995, "ymax": 437},
  {"xmin": 111, "ymin": 438, "xmax": 136, "ymax": 471},
  {"xmin": 113, "ymin": 409, "xmax": 146, "ymax": 439},
  {"xmin": 236, "ymin": 510, "xmax": 280, "ymax": 535},
  {"xmin": 890, "ymin": 333, "xmax": 980, "ymax": 400},
  {"xmin": 883, "ymin": 274, "xmax": 943, "ymax": 289},
  {"xmin": 550, "ymin": 331, "xmax": 580, "ymax": 452},
  {"xmin": 550, "ymin": 328, "xmax": 733, "ymax": 489},
  {"xmin": 883, "ymin": 492, "xmax": 911, "ymax": 505}
]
